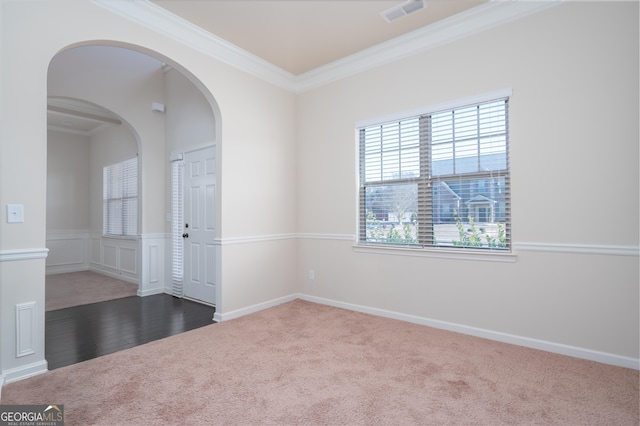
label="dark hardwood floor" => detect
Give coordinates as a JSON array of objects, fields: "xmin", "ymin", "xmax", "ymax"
[{"xmin": 46, "ymin": 294, "xmax": 216, "ymax": 370}]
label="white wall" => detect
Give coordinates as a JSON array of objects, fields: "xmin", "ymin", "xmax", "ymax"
[{"xmin": 296, "ymin": 2, "xmax": 639, "ymax": 364}]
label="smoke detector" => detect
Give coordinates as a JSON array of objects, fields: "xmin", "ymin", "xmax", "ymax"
[{"xmin": 381, "ymin": 0, "xmax": 426, "ymax": 23}]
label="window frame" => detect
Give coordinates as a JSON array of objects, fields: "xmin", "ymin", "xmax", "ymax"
[
  {"xmin": 356, "ymin": 90, "xmax": 513, "ymax": 258},
  {"xmin": 103, "ymin": 156, "xmax": 138, "ymax": 238}
]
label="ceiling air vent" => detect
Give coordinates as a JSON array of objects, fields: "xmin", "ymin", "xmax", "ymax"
[{"xmin": 381, "ymin": 0, "xmax": 426, "ymax": 23}]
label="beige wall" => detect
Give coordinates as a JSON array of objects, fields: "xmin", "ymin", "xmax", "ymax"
[
  {"xmin": 164, "ymin": 67, "xmax": 216, "ymax": 155},
  {"xmin": 296, "ymin": 2, "xmax": 639, "ymax": 359},
  {"xmin": 46, "ymin": 131, "xmax": 90, "ymax": 231}
]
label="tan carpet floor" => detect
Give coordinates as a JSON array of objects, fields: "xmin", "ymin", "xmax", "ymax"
[
  {"xmin": 46, "ymin": 271, "xmax": 138, "ymax": 311},
  {"xmin": 2, "ymin": 300, "xmax": 638, "ymax": 425}
]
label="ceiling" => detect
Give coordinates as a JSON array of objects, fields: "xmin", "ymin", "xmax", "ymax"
[{"xmin": 151, "ymin": 0, "xmax": 487, "ymax": 75}]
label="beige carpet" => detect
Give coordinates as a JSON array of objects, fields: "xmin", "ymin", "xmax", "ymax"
[
  {"xmin": 46, "ymin": 271, "xmax": 138, "ymax": 311},
  {"xmin": 2, "ymin": 300, "xmax": 638, "ymax": 425}
]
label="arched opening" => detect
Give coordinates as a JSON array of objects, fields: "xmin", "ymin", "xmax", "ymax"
[{"xmin": 45, "ymin": 43, "xmax": 221, "ymax": 369}]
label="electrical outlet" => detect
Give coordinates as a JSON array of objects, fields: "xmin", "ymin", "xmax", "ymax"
[{"xmin": 308, "ymin": 269, "xmax": 315, "ymax": 280}]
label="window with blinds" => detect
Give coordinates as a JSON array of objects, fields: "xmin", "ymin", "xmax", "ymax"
[
  {"xmin": 359, "ymin": 98, "xmax": 510, "ymax": 250},
  {"xmin": 103, "ymin": 157, "xmax": 138, "ymax": 237}
]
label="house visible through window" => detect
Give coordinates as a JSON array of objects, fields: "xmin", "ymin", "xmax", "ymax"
[
  {"xmin": 359, "ymin": 98, "xmax": 510, "ymax": 250},
  {"xmin": 103, "ymin": 157, "xmax": 138, "ymax": 237}
]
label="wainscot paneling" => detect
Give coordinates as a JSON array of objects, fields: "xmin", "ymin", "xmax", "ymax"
[
  {"xmin": 15, "ymin": 302, "xmax": 36, "ymax": 358},
  {"xmin": 45, "ymin": 230, "xmax": 89, "ymax": 274},
  {"xmin": 89, "ymin": 234, "xmax": 138, "ymax": 284},
  {"xmin": 138, "ymin": 234, "xmax": 166, "ymax": 296}
]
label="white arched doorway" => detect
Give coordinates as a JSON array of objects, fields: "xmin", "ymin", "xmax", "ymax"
[{"xmin": 46, "ymin": 43, "xmax": 222, "ymax": 310}]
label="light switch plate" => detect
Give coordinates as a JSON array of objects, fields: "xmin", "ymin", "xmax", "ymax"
[{"xmin": 7, "ymin": 204, "xmax": 24, "ymax": 223}]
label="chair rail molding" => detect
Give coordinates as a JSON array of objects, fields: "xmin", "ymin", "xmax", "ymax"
[{"xmin": 0, "ymin": 248, "xmax": 49, "ymax": 262}]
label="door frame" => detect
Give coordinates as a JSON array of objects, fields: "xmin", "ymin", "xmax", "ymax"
[{"xmin": 169, "ymin": 143, "xmax": 219, "ymax": 306}]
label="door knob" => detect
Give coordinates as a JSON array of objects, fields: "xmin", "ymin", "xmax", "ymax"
[{"xmin": 182, "ymin": 233, "xmax": 189, "ymax": 238}]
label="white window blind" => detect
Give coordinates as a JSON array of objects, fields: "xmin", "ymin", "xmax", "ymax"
[
  {"xmin": 103, "ymin": 157, "xmax": 138, "ymax": 237},
  {"xmin": 171, "ymin": 159, "xmax": 184, "ymax": 297},
  {"xmin": 359, "ymin": 98, "xmax": 510, "ymax": 250}
]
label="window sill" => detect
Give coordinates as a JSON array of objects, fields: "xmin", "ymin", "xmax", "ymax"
[{"xmin": 352, "ymin": 243, "xmax": 517, "ymax": 263}]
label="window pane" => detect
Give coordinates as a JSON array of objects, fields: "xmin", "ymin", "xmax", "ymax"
[
  {"xmin": 432, "ymin": 176, "xmax": 507, "ymax": 249},
  {"xmin": 122, "ymin": 197, "xmax": 137, "ymax": 236},
  {"xmin": 479, "ymin": 135, "xmax": 507, "ymax": 171},
  {"xmin": 432, "ymin": 100, "xmax": 508, "ymax": 177},
  {"xmin": 363, "ymin": 118, "xmax": 420, "ymax": 182},
  {"xmin": 106, "ymin": 199, "xmax": 122, "ymax": 236},
  {"xmin": 431, "ymin": 111, "xmax": 453, "ymax": 143},
  {"xmin": 479, "ymin": 101, "xmax": 506, "ymax": 136},
  {"xmin": 453, "ymin": 106, "xmax": 477, "ymax": 140},
  {"xmin": 364, "ymin": 183, "xmax": 418, "ymax": 244}
]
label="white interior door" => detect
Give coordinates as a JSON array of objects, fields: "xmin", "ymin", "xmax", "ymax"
[{"xmin": 183, "ymin": 146, "xmax": 216, "ymax": 305}]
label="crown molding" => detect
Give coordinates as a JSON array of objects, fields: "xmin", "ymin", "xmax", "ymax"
[
  {"xmin": 295, "ymin": 1, "xmax": 562, "ymax": 92},
  {"xmin": 92, "ymin": 0, "xmax": 298, "ymax": 92},
  {"xmin": 93, "ymin": 0, "xmax": 562, "ymax": 94}
]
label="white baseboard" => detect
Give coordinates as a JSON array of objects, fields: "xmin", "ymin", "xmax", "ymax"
[
  {"xmin": 45, "ymin": 264, "xmax": 88, "ymax": 275},
  {"xmin": 298, "ymin": 294, "xmax": 640, "ymax": 370},
  {"xmin": 214, "ymin": 292, "xmax": 639, "ymax": 370},
  {"xmin": 1, "ymin": 360, "xmax": 49, "ymax": 388},
  {"xmin": 89, "ymin": 265, "xmax": 138, "ymax": 285},
  {"xmin": 138, "ymin": 287, "xmax": 165, "ymax": 297},
  {"xmin": 214, "ymin": 294, "xmax": 298, "ymax": 322}
]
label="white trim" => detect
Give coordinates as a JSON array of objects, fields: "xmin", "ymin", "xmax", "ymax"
[
  {"xmin": 353, "ymin": 244, "xmax": 517, "ymax": 263},
  {"xmin": 0, "ymin": 248, "xmax": 49, "ymax": 262},
  {"xmin": 514, "ymin": 242, "xmax": 639, "ymax": 257},
  {"xmin": 211, "ymin": 233, "xmax": 637, "ymax": 259},
  {"xmin": 46, "ymin": 230, "xmax": 90, "ymax": 274},
  {"xmin": 92, "ymin": 0, "xmax": 297, "ymax": 92},
  {"xmin": 213, "ymin": 293, "xmax": 298, "ymax": 322},
  {"xmin": 15, "ymin": 302, "xmax": 36, "ymax": 358},
  {"xmin": 217, "ymin": 234, "xmax": 298, "ymax": 246},
  {"xmin": 183, "ymin": 142, "xmax": 216, "ymax": 155},
  {"xmin": 297, "ymin": 233, "xmax": 355, "ymax": 241},
  {"xmin": 1, "ymin": 360, "xmax": 49, "ymax": 385},
  {"xmin": 138, "ymin": 287, "xmax": 165, "ymax": 297},
  {"xmin": 138, "ymin": 233, "xmax": 166, "ymax": 296},
  {"xmin": 139, "ymin": 233, "xmax": 169, "ymax": 239},
  {"xmin": 93, "ymin": 0, "xmax": 562, "ymax": 93},
  {"xmin": 298, "ymin": 294, "xmax": 640, "ymax": 370},
  {"xmin": 89, "ymin": 265, "xmax": 138, "ymax": 285},
  {"xmin": 296, "ymin": 3, "xmax": 560, "ymax": 92}
]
